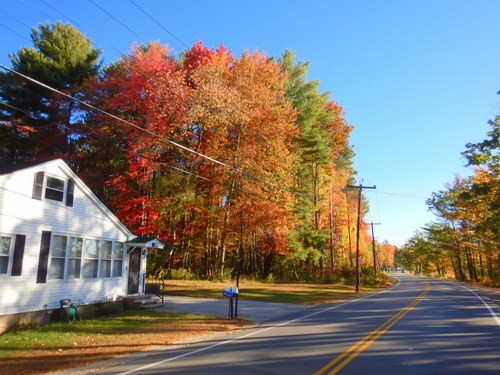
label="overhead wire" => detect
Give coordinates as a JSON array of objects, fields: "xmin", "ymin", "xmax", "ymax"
[
  {"xmin": 0, "ymin": 99, "xmax": 314, "ymax": 214},
  {"xmin": 128, "ymin": 0, "xmax": 189, "ymax": 49},
  {"xmin": 0, "ymin": 23, "xmax": 31, "ymax": 42},
  {"xmin": 0, "ymin": 63, "xmax": 332, "ymax": 207},
  {"xmin": 87, "ymin": 0, "xmax": 140, "ymax": 38},
  {"xmin": 9, "ymin": 1, "xmax": 324, "ymax": 205},
  {"xmin": 1, "ymin": 2, "xmax": 360, "ymax": 212}
]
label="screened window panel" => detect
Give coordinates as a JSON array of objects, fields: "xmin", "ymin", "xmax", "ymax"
[
  {"xmin": 112, "ymin": 260, "xmax": 123, "ymax": 277},
  {"xmin": 100, "ymin": 259, "xmax": 111, "ymax": 278},
  {"xmin": 48, "ymin": 258, "xmax": 64, "ymax": 279},
  {"xmin": 101, "ymin": 240, "xmax": 112, "ymax": 259},
  {"xmin": 84, "ymin": 239, "xmax": 99, "ymax": 258},
  {"xmin": 69, "ymin": 237, "xmax": 83, "ymax": 257},
  {"xmin": 113, "ymin": 242, "xmax": 124, "ymax": 259},
  {"xmin": 52, "ymin": 235, "xmax": 67, "ymax": 257},
  {"xmin": 82, "ymin": 259, "xmax": 98, "ymax": 278},
  {"xmin": 67, "ymin": 259, "xmax": 81, "ymax": 279}
]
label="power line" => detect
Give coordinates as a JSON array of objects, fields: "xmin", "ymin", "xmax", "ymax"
[
  {"xmin": 366, "ymin": 190, "xmax": 428, "ymax": 199},
  {"xmin": 0, "ymin": 23, "xmax": 31, "ymax": 42},
  {"xmin": 40, "ymin": 0, "xmax": 81, "ymax": 28},
  {"xmin": 128, "ymin": 0, "xmax": 189, "ymax": 49},
  {"xmin": 0, "ymin": 99, "xmax": 311, "ymax": 214},
  {"xmin": 0, "ymin": 9, "xmax": 33, "ymax": 30},
  {"xmin": 0, "ymin": 68, "xmax": 328, "ymax": 208},
  {"xmin": 0, "ymin": 8, "xmax": 328, "ymax": 207},
  {"xmin": 87, "ymin": 0, "xmax": 140, "ymax": 38}
]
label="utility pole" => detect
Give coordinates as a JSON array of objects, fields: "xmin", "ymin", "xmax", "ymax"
[
  {"xmin": 370, "ymin": 222, "xmax": 381, "ymax": 276},
  {"xmin": 329, "ymin": 200, "xmax": 335, "ymax": 273},
  {"xmin": 347, "ymin": 182, "xmax": 376, "ymax": 292}
]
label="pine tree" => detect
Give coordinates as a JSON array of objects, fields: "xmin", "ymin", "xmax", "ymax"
[{"xmin": 0, "ymin": 22, "xmax": 101, "ymax": 164}]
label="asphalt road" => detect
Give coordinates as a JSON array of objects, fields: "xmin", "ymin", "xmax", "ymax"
[{"xmin": 93, "ymin": 274, "xmax": 500, "ymax": 375}]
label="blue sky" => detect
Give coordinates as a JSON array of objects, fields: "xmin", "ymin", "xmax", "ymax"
[{"xmin": 1, "ymin": 0, "xmax": 499, "ymax": 246}]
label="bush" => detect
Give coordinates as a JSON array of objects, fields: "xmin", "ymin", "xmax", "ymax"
[{"xmin": 164, "ymin": 268, "xmax": 197, "ymax": 280}]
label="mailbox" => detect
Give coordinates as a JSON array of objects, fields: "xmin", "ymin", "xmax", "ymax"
[{"xmin": 222, "ymin": 286, "xmax": 238, "ymax": 298}]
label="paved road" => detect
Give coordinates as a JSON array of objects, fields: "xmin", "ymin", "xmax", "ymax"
[
  {"xmin": 92, "ymin": 275, "xmax": 499, "ymax": 375},
  {"xmin": 155, "ymin": 294, "xmax": 311, "ymax": 323}
]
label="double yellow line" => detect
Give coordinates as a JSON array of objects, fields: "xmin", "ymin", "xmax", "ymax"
[{"xmin": 314, "ymin": 283, "xmax": 430, "ymax": 375}]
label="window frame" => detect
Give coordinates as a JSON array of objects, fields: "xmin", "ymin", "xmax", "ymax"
[
  {"xmin": 32, "ymin": 171, "xmax": 75, "ymax": 206},
  {"xmin": 0, "ymin": 235, "xmax": 14, "ymax": 275},
  {"xmin": 47, "ymin": 234, "xmax": 68, "ymax": 280},
  {"xmin": 44, "ymin": 175, "xmax": 66, "ymax": 202},
  {"xmin": 47, "ymin": 234, "xmax": 125, "ymax": 280}
]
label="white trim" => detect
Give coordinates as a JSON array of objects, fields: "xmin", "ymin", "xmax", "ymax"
[
  {"xmin": 0, "ymin": 234, "xmax": 14, "ymax": 276},
  {"xmin": 17, "ymin": 159, "xmax": 133, "ymax": 238}
]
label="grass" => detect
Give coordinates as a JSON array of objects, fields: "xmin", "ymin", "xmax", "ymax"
[
  {"xmin": 0, "ymin": 310, "xmax": 250, "ymax": 375},
  {"xmin": 0, "ymin": 276, "xmax": 395, "ymax": 374},
  {"xmin": 163, "ymin": 276, "xmax": 394, "ymax": 304}
]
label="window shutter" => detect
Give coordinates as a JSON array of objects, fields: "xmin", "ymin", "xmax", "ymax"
[
  {"xmin": 36, "ymin": 231, "xmax": 51, "ymax": 283},
  {"xmin": 65, "ymin": 179, "xmax": 75, "ymax": 207},
  {"xmin": 32, "ymin": 172, "xmax": 44, "ymax": 200},
  {"xmin": 11, "ymin": 235, "xmax": 26, "ymax": 276}
]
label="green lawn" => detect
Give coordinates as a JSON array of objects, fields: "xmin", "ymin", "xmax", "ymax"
[{"xmin": 163, "ymin": 276, "xmax": 394, "ymax": 304}]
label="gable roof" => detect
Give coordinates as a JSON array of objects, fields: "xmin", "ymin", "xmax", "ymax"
[
  {"xmin": 1, "ymin": 159, "xmax": 134, "ymax": 238},
  {"xmin": 127, "ymin": 236, "xmax": 164, "ymax": 249},
  {"xmin": 0, "ymin": 160, "xmax": 48, "ymax": 175}
]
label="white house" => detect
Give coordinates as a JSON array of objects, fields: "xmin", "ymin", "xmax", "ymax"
[{"xmin": 0, "ymin": 159, "xmax": 163, "ymax": 330}]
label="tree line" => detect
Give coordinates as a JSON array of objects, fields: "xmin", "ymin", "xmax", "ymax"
[
  {"xmin": 0, "ymin": 22, "xmax": 392, "ymax": 281},
  {"xmin": 396, "ymin": 115, "xmax": 499, "ymax": 284}
]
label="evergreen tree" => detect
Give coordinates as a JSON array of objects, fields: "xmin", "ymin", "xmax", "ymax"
[
  {"xmin": 279, "ymin": 50, "xmax": 336, "ymax": 273},
  {"xmin": 0, "ymin": 22, "xmax": 101, "ymax": 164}
]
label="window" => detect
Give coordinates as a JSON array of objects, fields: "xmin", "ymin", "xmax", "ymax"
[
  {"xmin": 83, "ymin": 239, "xmax": 99, "ymax": 278},
  {"xmin": 48, "ymin": 235, "xmax": 67, "ymax": 279},
  {"xmin": 45, "ymin": 176, "xmax": 65, "ymax": 201},
  {"xmin": 112, "ymin": 242, "xmax": 124, "ymax": 277},
  {"xmin": 1, "ymin": 235, "xmax": 26, "ymax": 276},
  {"xmin": 0, "ymin": 236, "xmax": 12, "ymax": 274},
  {"xmin": 32, "ymin": 172, "xmax": 75, "ymax": 206},
  {"xmin": 67, "ymin": 237, "xmax": 83, "ymax": 279},
  {"xmin": 46, "ymin": 235, "xmax": 124, "ymax": 280},
  {"xmin": 100, "ymin": 240, "xmax": 112, "ymax": 278}
]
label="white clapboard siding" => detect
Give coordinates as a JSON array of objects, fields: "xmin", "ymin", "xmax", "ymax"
[{"xmin": 0, "ymin": 159, "xmax": 135, "ymax": 316}]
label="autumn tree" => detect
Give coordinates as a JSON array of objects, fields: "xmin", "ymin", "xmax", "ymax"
[{"xmin": 422, "ymin": 109, "xmax": 499, "ymax": 283}]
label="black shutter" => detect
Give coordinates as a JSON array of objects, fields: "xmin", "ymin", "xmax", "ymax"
[
  {"xmin": 11, "ymin": 235, "xmax": 26, "ymax": 276},
  {"xmin": 32, "ymin": 172, "xmax": 44, "ymax": 200},
  {"xmin": 36, "ymin": 231, "xmax": 51, "ymax": 283},
  {"xmin": 65, "ymin": 179, "xmax": 75, "ymax": 207}
]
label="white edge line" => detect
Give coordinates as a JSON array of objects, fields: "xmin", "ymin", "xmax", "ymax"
[
  {"xmin": 116, "ymin": 278, "xmax": 402, "ymax": 375},
  {"xmin": 462, "ymin": 285, "xmax": 500, "ymax": 328}
]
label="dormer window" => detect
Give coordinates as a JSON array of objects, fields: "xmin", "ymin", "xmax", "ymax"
[{"xmin": 32, "ymin": 171, "xmax": 75, "ymax": 206}]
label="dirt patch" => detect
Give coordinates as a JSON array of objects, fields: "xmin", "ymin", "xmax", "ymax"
[{"xmin": 0, "ymin": 317, "xmax": 251, "ymax": 375}]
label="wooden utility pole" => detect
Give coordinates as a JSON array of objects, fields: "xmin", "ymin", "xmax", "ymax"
[
  {"xmin": 329, "ymin": 200, "xmax": 335, "ymax": 273},
  {"xmin": 370, "ymin": 222, "xmax": 381, "ymax": 276},
  {"xmin": 347, "ymin": 183, "xmax": 376, "ymax": 292}
]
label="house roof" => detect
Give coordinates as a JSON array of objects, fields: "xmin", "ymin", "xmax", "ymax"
[
  {"xmin": 0, "ymin": 160, "xmax": 48, "ymax": 175},
  {"xmin": 127, "ymin": 237, "xmax": 165, "ymax": 249},
  {"xmin": 1, "ymin": 158, "xmax": 135, "ymax": 239}
]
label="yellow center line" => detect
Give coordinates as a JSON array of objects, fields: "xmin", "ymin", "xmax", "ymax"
[{"xmin": 314, "ymin": 283, "xmax": 430, "ymax": 375}]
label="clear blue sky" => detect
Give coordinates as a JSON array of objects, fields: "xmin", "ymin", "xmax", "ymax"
[{"xmin": 1, "ymin": 0, "xmax": 499, "ymax": 246}]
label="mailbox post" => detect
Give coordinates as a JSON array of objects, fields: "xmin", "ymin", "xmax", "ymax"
[
  {"xmin": 222, "ymin": 287, "xmax": 238, "ymax": 319},
  {"xmin": 235, "ymin": 257, "xmax": 242, "ymax": 318}
]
